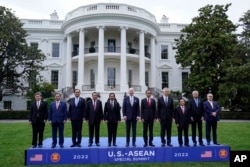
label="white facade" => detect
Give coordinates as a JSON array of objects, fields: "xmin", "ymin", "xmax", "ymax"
[{"xmin": 0, "ymin": 3, "xmax": 190, "ymax": 110}]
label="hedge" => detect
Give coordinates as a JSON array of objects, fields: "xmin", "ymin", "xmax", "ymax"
[
  {"xmin": 0, "ymin": 110, "xmax": 250, "ymax": 120},
  {"xmin": 0, "ymin": 110, "xmax": 30, "ymax": 119}
]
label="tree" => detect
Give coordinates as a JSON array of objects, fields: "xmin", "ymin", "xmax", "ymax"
[
  {"xmin": 0, "ymin": 6, "xmax": 46, "ymax": 100},
  {"xmin": 174, "ymin": 4, "xmax": 239, "ymax": 100},
  {"xmin": 26, "ymin": 82, "xmax": 55, "ymax": 100},
  {"xmin": 218, "ymin": 10, "xmax": 250, "ymax": 111}
]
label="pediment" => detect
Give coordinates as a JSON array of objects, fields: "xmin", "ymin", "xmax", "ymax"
[
  {"xmin": 157, "ymin": 63, "xmax": 173, "ymax": 69},
  {"xmin": 47, "ymin": 62, "xmax": 62, "ymax": 67}
]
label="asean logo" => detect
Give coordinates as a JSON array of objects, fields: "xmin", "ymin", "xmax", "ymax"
[
  {"xmin": 51, "ymin": 152, "xmax": 60, "ymax": 162},
  {"xmin": 219, "ymin": 149, "xmax": 228, "ymax": 158}
]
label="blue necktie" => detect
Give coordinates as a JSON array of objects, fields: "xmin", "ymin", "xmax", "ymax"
[{"xmin": 195, "ymin": 99, "xmax": 198, "ymax": 107}]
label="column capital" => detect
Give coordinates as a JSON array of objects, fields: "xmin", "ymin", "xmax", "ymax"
[
  {"xmin": 120, "ymin": 26, "xmax": 128, "ymax": 30},
  {"xmin": 77, "ymin": 28, "xmax": 85, "ymax": 32},
  {"xmin": 150, "ymin": 35, "xmax": 156, "ymax": 40},
  {"xmin": 140, "ymin": 30, "xmax": 146, "ymax": 34},
  {"xmin": 96, "ymin": 25, "xmax": 105, "ymax": 29}
]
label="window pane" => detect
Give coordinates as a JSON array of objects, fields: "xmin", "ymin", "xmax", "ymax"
[
  {"xmin": 162, "ymin": 72, "xmax": 169, "ymax": 89},
  {"xmin": 51, "ymin": 70, "xmax": 58, "ymax": 89},
  {"xmin": 90, "ymin": 69, "xmax": 95, "ymax": 89},
  {"xmin": 29, "ymin": 70, "xmax": 37, "ymax": 89},
  {"xmin": 72, "ymin": 71, "xmax": 77, "ymax": 88},
  {"xmin": 182, "ymin": 72, "xmax": 189, "ymax": 90},
  {"xmin": 108, "ymin": 39, "xmax": 116, "ymax": 52},
  {"xmin": 30, "ymin": 42, "xmax": 38, "ymax": 49},
  {"xmin": 128, "ymin": 70, "xmax": 132, "ymax": 88},
  {"xmin": 4, "ymin": 101, "xmax": 12, "ymax": 110},
  {"xmin": 27, "ymin": 101, "xmax": 32, "ymax": 110},
  {"xmin": 107, "ymin": 68, "xmax": 116, "ymax": 86},
  {"xmin": 145, "ymin": 71, "xmax": 149, "ymax": 86},
  {"xmin": 161, "ymin": 45, "xmax": 168, "ymax": 59},
  {"xmin": 52, "ymin": 43, "xmax": 60, "ymax": 57}
]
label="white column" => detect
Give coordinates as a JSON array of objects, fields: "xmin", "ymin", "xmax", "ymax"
[
  {"xmin": 66, "ymin": 34, "xmax": 72, "ymax": 87},
  {"xmin": 76, "ymin": 29, "xmax": 85, "ymax": 90},
  {"xmin": 150, "ymin": 36, "xmax": 156, "ymax": 88},
  {"xmin": 120, "ymin": 26, "xmax": 128, "ymax": 91},
  {"xmin": 139, "ymin": 30, "xmax": 146, "ymax": 92},
  {"xmin": 96, "ymin": 26, "xmax": 105, "ymax": 92}
]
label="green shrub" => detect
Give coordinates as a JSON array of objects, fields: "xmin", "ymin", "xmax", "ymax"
[
  {"xmin": 220, "ymin": 111, "xmax": 250, "ymax": 120},
  {"xmin": 0, "ymin": 110, "xmax": 29, "ymax": 119}
]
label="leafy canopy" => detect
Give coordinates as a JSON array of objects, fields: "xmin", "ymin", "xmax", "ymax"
[{"xmin": 0, "ymin": 6, "xmax": 46, "ymax": 98}]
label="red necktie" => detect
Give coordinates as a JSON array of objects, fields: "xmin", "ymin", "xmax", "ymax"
[
  {"xmin": 147, "ymin": 98, "xmax": 150, "ymax": 107},
  {"xmin": 181, "ymin": 106, "xmax": 184, "ymax": 113},
  {"xmin": 93, "ymin": 100, "xmax": 96, "ymax": 110},
  {"xmin": 56, "ymin": 101, "xmax": 59, "ymax": 109}
]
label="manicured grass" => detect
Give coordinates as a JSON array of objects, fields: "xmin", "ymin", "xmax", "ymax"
[{"xmin": 0, "ymin": 121, "xmax": 249, "ymax": 167}]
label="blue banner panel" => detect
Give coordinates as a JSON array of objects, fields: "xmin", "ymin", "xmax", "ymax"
[{"xmin": 25, "ymin": 137, "xmax": 230, "ymax": 165}]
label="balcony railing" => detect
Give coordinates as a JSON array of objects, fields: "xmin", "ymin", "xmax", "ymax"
[
  {"xmin": 72, "ymin": 47, "xmax": 150, "ymax": 58},
  {"xmin": 81, "ymin": 84, "xmax": 141, "ymax": 92},
  {"xmin": 130, "ymin": 85, "xmax": 141, "ymax": 92},
  {"xmin": 82, "ymin": 85, "xmax": 96, "ymax": 91},
  {"xmin": 104, "ymin": 85, "xmax": 120, "ymax": 91}
]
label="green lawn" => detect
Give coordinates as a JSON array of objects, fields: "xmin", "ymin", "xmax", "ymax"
[{"xmin": 0, "ymin": 121, "xmax": 249, "ymax": 167}]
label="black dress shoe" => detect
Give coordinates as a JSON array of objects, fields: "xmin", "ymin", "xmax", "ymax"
[
  {"xmin": 184, "ymin": 144, "xmax": 190, "ymax": 147},
  {"xmin": 149, "ymin": 143, "xmax": 155, "ymax": 147},
  {"xmin": 32, "ymin": 145, "xmax": 37, "ymax": 148},
  {"xmin": 96, "ymin": 143, "xmax": 100, "ymax": 146},
  {"xmin": 143, "ymin": 144, "xmax": 147, "ymax": 147},
  {"xmin": 88, "ymin": 143, "xmax": 92, "ymax": 147},
  {"xmin": 51, "ymin": 145, "xmax": 56, "ymax": 148},
  {"xmin": 200, "ymin": 143, "xmax": 205, "ymax": 146},
  {"xmin": 179, "ymin": 145, "xmax": 183, "ymax": 147},
  {"xmin": 167, "ymin": 144, "xmax": 173, "ymax": 147},
  {"xmin": 161, "ymin": 143, "xmax": 165, "ymax": 147},
  {"xmin": 76, "ymin": 144, "xmax": 81, "ymax": 147},
  {"xmin": 70, "ymin": 144, "xmax": 76, "ymax": 147},
  {"xmin": 60, "ymin": 145, "xmax": 64, "ymax": 148},
  {"xmin": 193, "ymin": 143, "xmax": 197, "ymax": 147},
  {"xmin": 113, "ymin": 144, "xmax": 117, "ymax": 147},
  {"xmin": 207, "ymin": 143, "xmax": 210, "ymax": 146},
  {"xmin": 214, "ymin": 143, "xmax": 220, "ymax": 145},
  {"xmin": 132, "ymin": 144, "xmax": 136, "ymax": 147},
  {"xmin": 108, "ymin": 143, "xmax": 111, "ymax": 147},
  {"xmin": 38, "ymin": 145, "xmax": 42, "ymax": 148}
]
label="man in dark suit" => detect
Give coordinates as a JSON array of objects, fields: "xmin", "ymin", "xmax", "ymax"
[
  {"xmin": 29, "ymin": 92, "xmax": 48, "ymax": 148},
  {"xmin": 104, "ymin": 93, "xmax": 121, "ymax": 147},
  {"xmin": 122, "ymin": 88, "xmax": 140, "ymax": 147},
  {"xmin": 68, "ymin": 89, "xmax": 86, "ymax": 147},
  {"xmin": 141, "ymin": 90, "xmax": 157, "ymax": 147},
  {"xmin": 204, "ymin": 93, "xmax": 220, "ymax": 145},
  {"xmin": 157, "ymin": 87, "xmax": 174, "ymax": 147},
  {"xmin": 189, "ymin": 90, "xmax": 205, "ymax": 146},
  {"xmin": 48, "ymin": 93, "xmax": 67, "ymax": 148},
  {"xmin": 85, "ymin": 92, "xmax": 103, "ymax": 147},
  {"xmin": 175, "ymin": 98, "xmax": 190, "ymax": 147}
]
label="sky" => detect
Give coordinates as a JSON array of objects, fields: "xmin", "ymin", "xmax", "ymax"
[{"xmin": 1, "ymin": 0, "xmax": 249, "ymax": 24}]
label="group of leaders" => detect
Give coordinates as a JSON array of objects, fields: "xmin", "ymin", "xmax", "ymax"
[{"xmin": 29, "ymin": 87, "xmax": 220, "ymax": 149}]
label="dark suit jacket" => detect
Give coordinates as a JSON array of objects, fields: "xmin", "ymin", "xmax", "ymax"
[
  {"xmin": 157, "ymin": 96, "xmax": 174, "ymax": 121},
  {"xmin": 189, "ymin": 98, "xmax": 204, "ymax": 121},
  {"xmin": 85, "ymin": 99, "xmax": 103, "ymax": 124},
  {"xmin": 29, "ymin": 101, "xmax": 48, "ymax": 123},
  {"xmin": 203, "ymin": 101, "xmax": 220, "ymax": 121},
  {"xmin": 68, "ymin": 97, "xmax": 86, "ymax": 120},
  {"xmin": 104, "ymin": 99, "xmax": 121, "ymax": 123},
  {"xmin": 48, "ymin": 101, "xmax": 67, "ymax": 123},
  {"xmin": 141, "ymin": 98, "xmax": 157, "ymax": 120},
  {"xmin": 175, "ymin": 105, "xmax": 190, "ymax": 127},
  {"xmin": 122, "ymin": 96, "xmax": 140, "ymax": 121}
]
